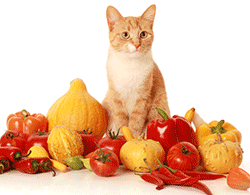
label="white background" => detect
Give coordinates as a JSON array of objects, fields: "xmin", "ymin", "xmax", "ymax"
[{"xmin": 0, "ymin": 1, "xmax": 250, "ymax": 194}]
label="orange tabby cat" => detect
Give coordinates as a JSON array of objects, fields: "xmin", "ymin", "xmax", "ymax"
[{"xmin": 102, "ymin": 5, "xmax": 171, "ymax": 137}]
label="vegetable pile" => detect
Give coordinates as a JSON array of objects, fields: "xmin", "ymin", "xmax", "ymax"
[{"xmin": 0, "ymin": 78, "xmax": 249, "ymax": 195}]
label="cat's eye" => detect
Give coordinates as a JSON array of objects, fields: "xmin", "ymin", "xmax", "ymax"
[
  {"xmin": 140, "ymin": 31, "xmax": 148, "ymax": 39},
  {"xmin": 121, "ymin": 32, "xmax": 130, "ymax": 39}
]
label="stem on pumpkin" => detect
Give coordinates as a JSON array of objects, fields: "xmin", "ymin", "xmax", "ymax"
[{"xmin": 216, "ymin": 133, "xmax": 229, "ymax": 152}]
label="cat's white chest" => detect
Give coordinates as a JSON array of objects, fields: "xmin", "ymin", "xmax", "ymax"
[{"xmin": 107, "ymin": 49, "xmax": 153, "ymax": 114}]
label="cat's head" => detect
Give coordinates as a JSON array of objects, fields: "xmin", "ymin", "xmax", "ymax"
[{"xmin": 106, "ymin": 5, "xmax": 156, "ymax": 57}]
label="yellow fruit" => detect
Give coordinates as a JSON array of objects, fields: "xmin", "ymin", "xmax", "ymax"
[
  {"xmin": 27, "ymin": 145, "xmax": 67, "ymax": 172},
  {"xmin": 184, "ymin": 107, "xmax": 195, "ymax": 123},
  {"xmin": 199, "ymin": 134, "xmax": 243, "ymax": 173},
  {"xmin": 47, "ymin": 125, "xmax": 84, "ymax": 164},
  {"xmin": 47, "ymin": 78, "xmax": 107, "ymax": 139},
  {"xmin": 121, "ymin": 126, "xmax": 134, "ymax": 141},
  {"xmin": 120, "ymin": 127, "xmax": 165, "ymax": 173}
]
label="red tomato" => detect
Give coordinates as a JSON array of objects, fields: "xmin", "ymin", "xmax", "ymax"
[
  {"xmin": 0, "ymin": 131, "xmax": 27, "ymax": 152},
  {"xmin": 25, "ymin": 130, "xmax": 49, "ymax": 153},
  {"xmin": 77, "ymin": 129, "xmax": 100, "ymax": 156},
  {"xmin": 167, "ymin": 141, "xmax": 200, "ymax": 171},
  {"xmin": 98, "ymin": 130, "xmax": 126, "ymax": 164},
  {"xmin": 90, "ymin": 147, "xmax": 119, "ymax": 177}
]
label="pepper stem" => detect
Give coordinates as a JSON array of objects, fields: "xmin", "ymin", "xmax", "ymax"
[
  {"xmin": 15, "ymin": 150, "xmax": 32, "ymax": 161},
  {"xmin": 154, "ymin": 155, "xmax": 176, "ymax": 174},
  {"xmin": 155, "ymin": 108, "xmax": 169, "ymax": 121},
  {"xmin": 0, "ymin": 164, "xmax": 4, "ymax": 174},
  {"xmin": 21, "ymin": 109, "xmax": 28, "ymax": 120},
  {"xmin": 133, "ymin": 167, "xmax": 142, "ymax": 177},
  {"xmin": 211, "ymin": 120, "xmax": 226, "ymax": 134},
  {"xmin": 143, "ymin": 158, "xmax": 153, "ymax": 172},
  {"xmin": 165, "ymin": 165, "xmax": 176, "ymax": 174},
  {"xmin": 154, "ymin": 155, "xmax": 164, "ymax": 168}
]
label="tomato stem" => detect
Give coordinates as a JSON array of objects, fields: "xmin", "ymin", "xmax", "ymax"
[
  {"xmin": 5, "ymin": 131, "xmax": 20, "ymax": 139},
  {"xmin": 80, "ymin": 128, "xmax": 93, "ymax": 134},
  {"xmin": 108, "ymin": 128, "xmax": 121, "ymax": 139},
  {"xmin": 94, "ymin": 142, "xmax": 112, "ymax": 163},
  {"xmin": 34, "ymin": 128, "xmax": 49, "ymax": 135},
  {"xmin": 181, "ymin": 144, "xmax": 192, "ymax": 155}
]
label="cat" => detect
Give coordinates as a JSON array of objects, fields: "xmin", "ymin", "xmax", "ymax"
[{"xmin": 102, "ymin": 4, "xmax": 171, "ymax": 137}]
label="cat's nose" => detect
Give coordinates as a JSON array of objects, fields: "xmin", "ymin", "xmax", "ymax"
[{"xmin": 134, "ymin": 44, "xmax": 140, "ymax": 50}]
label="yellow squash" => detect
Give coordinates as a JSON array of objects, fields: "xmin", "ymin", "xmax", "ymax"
[
  {"xmin": 120, "ymin": 126, "xmax": 165, "ymax": 173},
  {"xmin": 47, "ymin": 78, "xmax": 108, "ymax": 139},
  {"xmin": 47, "ymin": 125, "xmax": 84, "ymax": 164},
  {"xmin": 199, "ymin": 134, "xmax": 243, "ymax": 174}
]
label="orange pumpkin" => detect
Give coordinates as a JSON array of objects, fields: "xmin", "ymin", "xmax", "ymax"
[{"xmin": 47, "ymin": 78, "xmax": 108, "ymax": 139}]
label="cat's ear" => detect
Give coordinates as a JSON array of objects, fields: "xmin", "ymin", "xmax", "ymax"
[
  {"xmin": 141, "ymin": 4, "xmax": 156, "ymax": 24},
  {"xmin": 106, "ymin": 6, "xmax": 124, "ymax": 31}
]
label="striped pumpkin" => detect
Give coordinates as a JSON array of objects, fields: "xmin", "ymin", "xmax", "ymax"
[{"xmin": 47, "ymin": 125, "xmax": 84, "ymax": 164}]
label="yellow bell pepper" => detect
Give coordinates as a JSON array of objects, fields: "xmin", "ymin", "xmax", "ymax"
[{"xmin": 196, "ymin": 120, "xmax": 242, "ymax": 146}]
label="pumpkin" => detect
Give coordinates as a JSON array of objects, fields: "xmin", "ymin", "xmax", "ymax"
[
  {"xmin": 47, "ymin": 125, "xmax": 84, "ymax": 164},
  {"xmin": 198, "ymin": 133, "xmax": 243, "ymax": 174},
  {"xmin": 120, "ymin": 126, "xmax": 165, "ymax": 173},
  {"xmin": 47, "ymin": 78, "xmax": 108, "ymax": 139}
]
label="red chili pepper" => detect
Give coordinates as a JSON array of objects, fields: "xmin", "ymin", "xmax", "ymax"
[
  {"xmin": 192, "ymin": 182, "xmax": 213, "ymax": 195},
  {"xmin": 154, "ymin": 156, "xmax": 213, "ymax": 194},
  {"xmin": 159, "ymin": 166, "xmax": 179, "ymax": 178},
  {"xmin": 151, "ymin": 170, "xmax": 199, "ymax": 186},
  {"xmin": 165, "ymin": 165, "xmax": 213, "ymax": 195},
  {"xmin": 147, "ymin": 108, "xmax": 198, "ymax": 154},
  {"xmin": 155, "ymin": 156, "xmax": 191, "ymax": 180},
  {"xmin": 183, "ymin": 170, "xmax": 226, "ymax": 180},
  {"xmin": 35, "ymin": 157, "xmax": 56, "ymax": 176},
  {"xmin": 134, "ymin": 169, "xmax": 164, "ymax": 190},
  {"xmin": 0, "ymin": 146, "xmax": 29, "ymax": 162},
  {"xmin": 0, "ymin": 155, "xmax": 11, "ymax": 172},
  {"xmin": 13, "ymin": 158, "xmax": 40, "ymax": 174},
  {"xmin": 174, "ymin": 169, "xmax": 190, "ymax": 178}
]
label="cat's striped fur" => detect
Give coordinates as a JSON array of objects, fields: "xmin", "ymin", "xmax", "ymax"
[{"xmin": 102, "ymin": 5, "xmax": 170, "ymax": 137}]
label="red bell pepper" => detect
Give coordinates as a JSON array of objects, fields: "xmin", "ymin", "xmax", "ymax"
[
  {"xmin": 147, "ymin": 108, "xmax": 198, "ymax": 154},
  {"xmin": 6, "ymin": 109, "xmax": 48, "ymax": 135}
]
